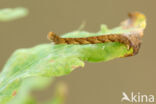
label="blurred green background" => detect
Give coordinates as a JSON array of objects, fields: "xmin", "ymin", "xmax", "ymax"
[{"xmin": 0, "ymin": 0, "xmax": 155, "ymax": 104}]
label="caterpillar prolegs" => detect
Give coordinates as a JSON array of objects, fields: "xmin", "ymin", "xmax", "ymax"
[{"xmin": 48, "ymin": 32, "xmax": 141, "ymax": 56}]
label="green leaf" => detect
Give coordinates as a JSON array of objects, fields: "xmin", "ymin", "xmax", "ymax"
[
  {"xmin": 7, "ymin": 77, "xmax": 52, "ymax": 104},
  {"xmin": 0, "ymin": 12, "xmax": 146, "ymax": 104},
  {"xmin": 0, "ymin": 8, "xmax": 28, "ymax": 22}
]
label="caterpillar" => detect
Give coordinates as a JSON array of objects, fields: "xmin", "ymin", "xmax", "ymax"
[
  {"xmin": 47, "ymin": 32, "xmax": 141, "ymax": 56},
  {"xmin": 47, "ymin": 12, "xmax": 145, "ymax": 56}
]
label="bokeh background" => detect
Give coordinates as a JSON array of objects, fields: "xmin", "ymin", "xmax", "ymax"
[{"xmin": 0, "ymin": 0, "xmax": 155, "ymax": 104}]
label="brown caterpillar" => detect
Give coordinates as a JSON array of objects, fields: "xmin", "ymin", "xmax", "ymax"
[
  {"xmin": 47, "ymin": 12, "xmax": 146, "ymax": 56},
  {"xmin": 47, "ymin": 32, "xmax": 141, "ymax": 56}
]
